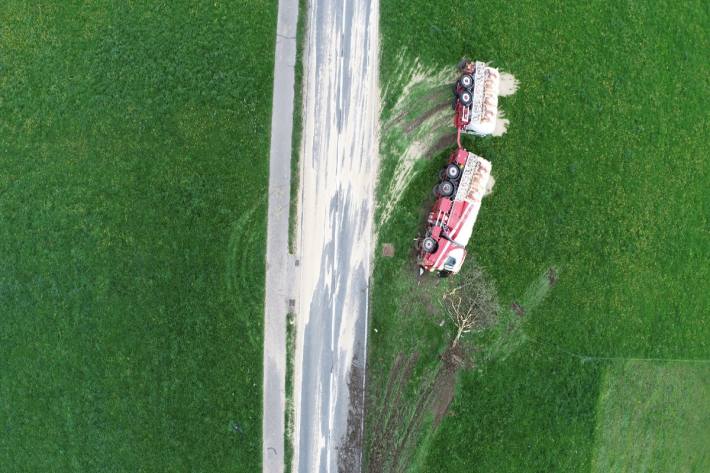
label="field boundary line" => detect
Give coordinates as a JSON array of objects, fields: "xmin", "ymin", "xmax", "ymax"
[{"xmin": 527, "ymin": 336, "xmax": 710, "ymax": 364}]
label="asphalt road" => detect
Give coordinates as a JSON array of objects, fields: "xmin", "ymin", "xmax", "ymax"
[
  {"xmin": 263, "ymin": 0, "xmax": 299, "ymax": 471},
  {"xmin": 292, "ymin": 0, "xmax": 380, "ymax": 472}
]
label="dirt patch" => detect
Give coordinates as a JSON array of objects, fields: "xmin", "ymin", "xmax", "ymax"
[
  {"xmin": 484, "ymin": 174, "xmax": 496, "ymax": 196},
  {"xmin": 404, "ymin": 101, "xmax": 451, "ymax": 134},
  {"xmin": 428, "ymin": 131, "xmax": 459, "ymax": 156},
  {"xmin": 547, "ymin": 267, "xmax": 559, "ymax": 286},
  {"xmin": 430, "ymin": 345, "xmax": 471, "ymax": 428},
  {"xmin": 382, "ymin": 243, "xmax": 395, "ymax": 257},
  {"xmin": 366, "ymin": 352, "xmax": 420, "ymax": 473},
  {"xmin": 492, "ymin": 109, "xmax": 509, "ymax": 137},
  {"xmin": 338, "ymin": 357, "xmax": 366, "ymax": 473},
  {"xmin": 365, "ymin": 345, "xmax": 473, "ymax": 473},
  {"xmin": 498, "ymin": 71, "xmax": 519, "ymax": 97}
]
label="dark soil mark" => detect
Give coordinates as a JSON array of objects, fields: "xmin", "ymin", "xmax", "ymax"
[
  {"xmin": 404, "ymin": 101, "xmax": 450, "ymax": 134},
  {"xmin": 427, "ymin": 132, "xmax": 458, "ymax": 156},
  {"xmin": 547, "ymin": 267, "xmax": 558, "ymax": 286},
  {"xmin": 365, "ymin": 345, "xmax": 472, "ymax": 473},
  {"xmin": 339, "ymin": 356, "xmax": 366, "ymax": 473}
]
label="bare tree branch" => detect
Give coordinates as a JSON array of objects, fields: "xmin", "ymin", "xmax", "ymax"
[{"xmin": 441, "ymin": 265, "xmax": 499, "ymax": 347}]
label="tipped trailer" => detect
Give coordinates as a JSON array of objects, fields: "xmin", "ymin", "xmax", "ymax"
[
  {"xmin": 418, "ymin": 148, "xmax": 492, "ymax": 276},
  {"xmin": 453, "ymin": 60, "xmax": 501, "ymax": 138}
]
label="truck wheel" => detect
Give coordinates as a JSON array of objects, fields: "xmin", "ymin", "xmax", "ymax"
[
  {"xmin": 459, "ymin": 90, "xmax": 473, "ymax": 106},
  {"xmin": 446, "ymin": 164, "xmax": 461, "ymax": 180},
  {"xmin": 438, "ymin": 180, "xmax": 455, "ymax": 197},
  {"xmin": 459, "ymin": 74, "xmax": 474, "ymax": 89},
  {"xmin": 422, "ymin": 237, "xmax": 438, "ymax": 253}
]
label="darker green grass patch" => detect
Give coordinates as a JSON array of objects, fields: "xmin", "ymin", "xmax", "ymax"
[{"xmin": 0, "ymin": 1, "xmax": 276, "ymax": 471}]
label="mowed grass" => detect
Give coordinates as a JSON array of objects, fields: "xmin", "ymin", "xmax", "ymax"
[
  {"xmin": 0, "ymin": 1, "xmax": 275, "ymax": 471},
  {"xmin": 367, "ymin": 0, "xmax": 710, "ymax": 472},
  {"xmin": 592, "ymin": 361, "xmax": 710, "ymax": 473}
]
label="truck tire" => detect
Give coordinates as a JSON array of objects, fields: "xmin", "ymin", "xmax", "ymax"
[
  {"xmin": 459, "ymin": 90, "xmax": 473, "ymax": 106},
  {"xmin": 459, "ymin": 74, "xmax": 474, "ymax": 90},
  {"xmin": 438, "ymin": 180, "xmax": 455, "ymax": 197},
  {"xmin": 446, "ymin": 164, "xmax": 461, "ymax": 180},
  {"xmin": 422, "ymin": 237, "xmax": 438, "ymax": 253}
]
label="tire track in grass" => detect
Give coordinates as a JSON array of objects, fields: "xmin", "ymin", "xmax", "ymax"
[
  {"xmin": 484, "ymin": 266, "xmax": 560, "ymax": 362},
  {"xmin": 378, "ymin": 55, "xmax": 454, "ymax": 225},
  {"xmin": 226, "ymin": 205, "xmax": 262, "ymax": 344}
]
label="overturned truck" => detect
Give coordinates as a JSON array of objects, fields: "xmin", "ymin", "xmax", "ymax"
[
  {"xmin": 419, "ymin": 148, "xmax": 492, "ymax": 276},
  {"xmin": 454, "ymin": 60, "xmax": 501, "ymax": 137},
  {"xmin": 418, "ymin": 60, "xmax": 500, "ymax": 276}
]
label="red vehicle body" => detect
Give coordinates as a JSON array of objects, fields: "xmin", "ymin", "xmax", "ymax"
[
  {"xmin": 418, "ymin": 148, "xmax": 492, "ymax": 276},
  {"xmin": 416, "ymin": 59, "xmax": 500, "ymax": 276}
]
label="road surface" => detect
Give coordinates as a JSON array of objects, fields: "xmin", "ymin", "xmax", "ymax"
[
  {"xmin": 292, "ymin": 0, "xmax": 380, "ymax": 472},
  {"xmin": 263, "ymin": 0, "xmax": 299, "ymax": 471}
]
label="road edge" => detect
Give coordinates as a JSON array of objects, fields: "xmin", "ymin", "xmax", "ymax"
[{"xmin": 263, "ymin": 0, "xmax": 299, "ymax": 472}]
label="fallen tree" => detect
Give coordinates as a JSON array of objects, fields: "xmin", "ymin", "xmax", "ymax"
[{"xmin": 441, "ymin": 265, "xmax": 499, "ymax": 347}]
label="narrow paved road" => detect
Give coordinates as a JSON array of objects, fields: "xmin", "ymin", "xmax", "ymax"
[
  {"xmin": 292, "ymin": 0, "xmax": 380, "ymax": 472},
  {"xmin": 263, "ymin": 0, "xmax": 299, "ymax": 471}
]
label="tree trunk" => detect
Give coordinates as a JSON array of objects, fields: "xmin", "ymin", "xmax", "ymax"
[{"xmin": 453, "ymin": 326, "xmax": 464, "ymax": 347}]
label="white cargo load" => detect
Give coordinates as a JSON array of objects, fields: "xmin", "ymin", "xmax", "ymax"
[
  {"xmin": 450, "ymin": 153, "xmax": 492, "ymax": 245},
  {"xmin": 464, "ymin": 62, "xmax": 500, "ymax": 136}
]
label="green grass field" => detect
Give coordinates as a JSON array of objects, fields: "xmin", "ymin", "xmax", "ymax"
[
  {"xmin": 0, "ymin": 1, "xmax": 275, "ymax": 471},
  {"xmin": 592, "ymin": 360, "xmax": 710, "ymax": 473},
  {"xmin": 366, "ymin": 1, "xmax": 709, "ymax": 472}
]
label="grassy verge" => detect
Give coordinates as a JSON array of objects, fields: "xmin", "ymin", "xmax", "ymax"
[
  {"xmin": 366, "ymin": 1, "xmax": 710, "ymax": 472},
  {"xmin": 288, "ymin": 0, "xmax": 308, "ymax": 254},
  {"xmin": 284, "ymin": 313, "xmax": 297, "ymax": 473},
  {"xmin": 0, "ymin": 2, "xmax": 276, "ymax": 471}
]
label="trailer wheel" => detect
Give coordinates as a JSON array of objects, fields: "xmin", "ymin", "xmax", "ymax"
[
  {"xmin": 459, "ymin": 74, "xmax": 474, "ymax": 89},
  {"xmin": 459, "ymin": 90, "xmax": 473, "ymax": 106},
  {"xmin": 438, "ymin": 180, "xmax": 455, "ymax": 197},
  {"xmin": 422, "ymin": 237, "xmax": 438, "ymax": 253},
  {"xmin": 446, "ymin": 164, "xmax": 461, "ymax": 180}
]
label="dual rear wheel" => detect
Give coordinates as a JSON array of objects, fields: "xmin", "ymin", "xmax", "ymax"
[
  {"xmin": 458, "ymin": 90, "xmax": 473, "ymax": 106},
  {"xmin": 459, "ymin": 74, "xmax": 474, "ymax": 89},
  {"xmin": 437, "ymin": 180, "xmax": 455, "ymax": 197},
  {"xmin": 422, "ymin": 237, "xmax": 438, "ymax": 253},
  {"xmin": 445, "ymin": 164, "xmax": 461, "ymax": 180}
]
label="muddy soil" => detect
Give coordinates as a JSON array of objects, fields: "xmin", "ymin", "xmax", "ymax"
[
  {"xmin": 365, "ymin": 345, "xmax": 472, "ymax": 473},
  {"xmin": 338, "ymin": 357, "xmax": 366, "ymax": 473}
]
